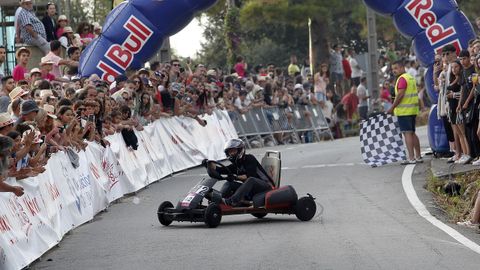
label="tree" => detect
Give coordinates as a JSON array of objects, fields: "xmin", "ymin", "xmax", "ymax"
[{"xmin": 198, "ymin": 0, "xmax": 480, "ymax": 70}]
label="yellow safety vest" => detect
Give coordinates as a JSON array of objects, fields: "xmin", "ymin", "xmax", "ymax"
[{"xmin": 394, "ymin": 73, "xmax": 419, "ymax": 116}]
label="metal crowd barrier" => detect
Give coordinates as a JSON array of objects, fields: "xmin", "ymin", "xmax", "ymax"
[{"xmin": 230, "ymin": 105, "xmax": 334, "ymax": 148}]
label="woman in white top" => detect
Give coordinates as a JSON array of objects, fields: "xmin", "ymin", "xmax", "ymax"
[{"xmin": 314, "ymin": 63, "xmax": 329, "ymax": 103}]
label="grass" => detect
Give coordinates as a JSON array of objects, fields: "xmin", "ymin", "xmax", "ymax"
[{"xmin": 426, "ymin": 171, "xmax": 480, "ymax": 222}]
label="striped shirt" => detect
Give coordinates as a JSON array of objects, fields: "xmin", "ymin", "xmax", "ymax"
[{"xmin": 17, "ymin": 7, "xmax": 46, "ymax": 44}]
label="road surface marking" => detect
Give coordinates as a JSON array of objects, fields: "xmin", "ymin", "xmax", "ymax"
[
  {"xmin": 302, "ymin": 163, "xmax": 358, "ymax": 168},
  {"xmin": 402, "ymin": 164, "xmax": 480, "ymax": 255}
]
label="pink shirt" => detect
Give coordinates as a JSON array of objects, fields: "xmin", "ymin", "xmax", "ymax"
[
  {"xmin": 41, "ymin": 73, "xmax": 55, "ymax": 82},
  {"xmin": 234, "ymin": 63, "xmax": 246, "ymax": 78},
  {"xmin": 380, "ymin": 88, "xmax": 392, "ymax": 103},
  {"xmin": 43, "ymin": 51, "xmax": 63, "ymax": 78},
  {"xmin": 56, "ymin": 28, "xmax": 65, "ymax": 39},
  {"xmin": 397, "ymin": 77, "xmax": 407, "ymax": 90},
  {"xmin": 12, "ymin": 65, "xmax": 27, "ymax": 81}
]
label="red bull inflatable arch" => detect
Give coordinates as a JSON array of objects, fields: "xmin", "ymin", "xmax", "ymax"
[{"xmin": 79, "ymin": 0, "xmax": 476, "ymax": 154}]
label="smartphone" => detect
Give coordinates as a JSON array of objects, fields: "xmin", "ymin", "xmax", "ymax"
[
  {"xmin": 88, "ymin": 115, "xmax": 95, "ymax": 122},
  {"xmin": 40, "ymin": 135, "xmax": 46, "ymax": 145},
  {"xmin": 45, "ymin": 145, "xmax": 51, "ymax": 157}
]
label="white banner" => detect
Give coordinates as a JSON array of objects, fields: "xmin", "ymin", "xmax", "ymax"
[{"xmin": 0, "ymin": 110, "xmax": 237, "ymax": 270}]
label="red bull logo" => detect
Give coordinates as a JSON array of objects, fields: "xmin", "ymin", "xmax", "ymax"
[
  {"xmin": 406, "ymin": 0, "xmax": 456, "ymax": 47},
  {"xmin": 97, "ymin": 16, "xmax": 153, "ymax": 83}
]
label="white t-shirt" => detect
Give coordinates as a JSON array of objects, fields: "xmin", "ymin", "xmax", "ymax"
[
  {"xmin": 0, "ymin": 64, "xmax": 4, "ymax": 80},
  {"xmin": 321, "ymin": 100, "xmax": 333, "ymax": 120},
  {"xmin": 407, "ymin": 67, "xmax": 418, "ymax": 78},
  {"xmin": 234, "ymin": 96, "xmax": 251, "ymax": 110},
  {"xmin": 357, "ymin": 83, "xmax": 368, "ymax": 107},
  {"xmin": 348, "ymin": 56, "xmax": 362, "ymax": 78}
]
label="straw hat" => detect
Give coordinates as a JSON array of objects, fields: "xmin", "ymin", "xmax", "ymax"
[
  {"xmin": 40, "ymin": 57, "xmax": 55, "ymax": 66},
  {"xmin": 0, "ymin": 113, "xmax": 14, "ymax": 128},
  {"xmin": 30, "ymin": 68, "xmax": 41, "ymax": 75},
  {"xmin": 58, "ymin": 15, "xmax": 68, "ymax": 22},
  {"xmin": 40, "ymin": 89, "xmax": 53, "ymax": 98},
  {"xmin": 15, "ymin": 47, "xmax": 30, "ymax": 59},
  {"xmin": 9, "ymin": 87, "xmax": 29, "ymax": 100},
  {"xmin": 43, "ymin": 104, "xmax": 57, "ymax": 119},
  {"xmin": 63, "ymin": 26, "xmax": 73, "ymax": 33}
]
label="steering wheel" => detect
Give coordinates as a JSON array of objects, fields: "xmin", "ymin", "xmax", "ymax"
[{"xmin": 206, "ymin": 160, "xmax": 236, "ymax": 181}]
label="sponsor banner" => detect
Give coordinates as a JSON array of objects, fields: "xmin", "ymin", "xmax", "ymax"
[
  {"xmin": 393, "ymin": 0, "xmax": 458, "ymax": 38},
  {"xmin": 0, "ymin": 110, "xmax": 236, "ymax": 270},
  {"xmin": 413, "ymin": 10, "xmax": 475, "ymax": 66},
  {"xmin": 79, "ymin": 0, "xmax": 217, "ymax": 81}
]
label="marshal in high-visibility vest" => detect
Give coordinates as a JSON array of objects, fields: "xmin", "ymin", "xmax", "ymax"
[{"xmin": 394, "ymin": 73, "xmax": 419, "ymax": 116}]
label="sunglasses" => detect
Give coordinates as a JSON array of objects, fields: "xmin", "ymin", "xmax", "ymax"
[
  {"xmin": 133, "ymin": 80, "xmax": 141, "ymax": 84},
  {"xmin": 442, "ymin": 52, "xmax": 452, "ymax": 56},
  {"xmin": 172, "ymin": 63, "xmax": 180, "ymax": 67},
  {"xmin": 78, "ymin": 107, "xmax": 86, "ymax": 111}
]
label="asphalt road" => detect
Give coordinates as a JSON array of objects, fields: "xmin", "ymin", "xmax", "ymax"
[{"xmin": 32, "ymin": 127, "xmax": 480, "ymax": 270}]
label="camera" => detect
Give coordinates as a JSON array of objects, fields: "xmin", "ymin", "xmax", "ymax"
[{"xmin": 88, "ymin": 115, "xmax": 95, "ymax": 122}]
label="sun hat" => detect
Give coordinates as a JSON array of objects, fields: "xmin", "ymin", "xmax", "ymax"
[
  {"xmin": 30, "ymin": 68, "xmax": 41, "ymax": 75},
  {"xmin": 15, "ymin": 47, "xmax": 30, "ymax": 59},
  {"xmin": 58, "ymin": 15, "xmax": 68, "ymax": 22},
  {"xmin": 40, "ymin": 89, "xmax": 53, "ymax": 98},
  {"xmin": 0, "ymin": 113, "xmax": 14, "ymax": 128},
  {"xmin": 43, "ymin": 104, "xmax": 57, "ymax": 119},
  {"xmin": 20, "ymin": 100, "xmax": 39, "ymax": 115},
  {"xmin": 9, "ymin": 87, "xmax": 29, "ymax": 100},
  {"xmin": 63, "ymin": 26, "xmax": 73, "ymax": 33},
  {"xmin": 40, "ymin": 57, "xmax": 55, "ymax": 66},
  {"xmin": 294, "ymin": 83, "xmax": 303, "ymax": 90}
]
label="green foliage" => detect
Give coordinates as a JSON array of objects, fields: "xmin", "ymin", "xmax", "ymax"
[
  {"xmin": 225, "ymin": 5, "xmax": 241, "ymax": 67},
  {"xmin": 198, "ymin": 0, "xmax": 480, "ymax": 69},
  {"xmin": 242, "ymin": 38, "xmax": 290, "ymax": 68},
  {"xmin": 198, "ymin": 6, "xmax": 228, "ymax": 69},
  {"xmin": 427, "ymin": 172, "xmax": 480, "ymax": 222}
]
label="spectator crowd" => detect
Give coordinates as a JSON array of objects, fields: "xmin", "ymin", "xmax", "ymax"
[{"xmin": 0, "ymin": 0, "xmax": 479, "ymax": 231}]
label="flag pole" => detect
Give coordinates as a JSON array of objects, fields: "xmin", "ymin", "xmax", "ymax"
[{"xmin": 308, "ymin": 18, "xmax": 314, "ymax": 76}]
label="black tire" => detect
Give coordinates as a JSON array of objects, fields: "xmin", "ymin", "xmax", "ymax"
[
  {"xmin": 251, "ymin": 213, "xmax": 267, "ymax": 219},
  {"xmin": 157, "ymin": 201, "xmax": 174, "ymax": 226},
  {"xmin": 295, "ymin": 197, "xmax": 316, "ymax": 221},
  {"xmin": 204, "ymin": 203, "xmax": 222, "ymax": 228}
]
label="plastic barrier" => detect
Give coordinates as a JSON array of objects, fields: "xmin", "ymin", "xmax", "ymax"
[
  {"xmin": 0, "ymin": 110, "xmax": 237, "ymax": 270},
  {"xmin": 79, "ymin": 0, "xmax": 217, "ymax": 82},
  {"xmin": 363, "ymin": 0, "xmax": 476, "ymax": 154},
  {"xmin": 231, "ymin": 105, "xmax": 333, "ymax": 146},
  {"xmin": 428, "ymin": 105, "xmax": 450, "ymax": 153}
]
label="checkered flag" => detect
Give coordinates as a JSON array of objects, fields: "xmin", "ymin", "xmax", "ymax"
[{"xmin": 360, "ymin": 114, "xmax": 406, "ymax": 167}]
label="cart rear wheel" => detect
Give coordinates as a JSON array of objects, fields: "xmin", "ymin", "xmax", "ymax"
[
  {"xmin": 157, "ymin": 201, "xmax": 174, "ymax": 226},
  {"xmin": 251, "ymin": 213, "xmax": 267, "ymax": 219},
  {"xmin": 295, "ymin": 197, "xmax": 316, "ymax": 221},
  {"xmin": 204, "ymin": 203, "xmax": 222, "ymax": 228}
]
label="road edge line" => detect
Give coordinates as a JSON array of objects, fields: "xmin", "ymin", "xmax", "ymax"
[{"xmin": 401, "ymin": 164, "xmax": 480, "ymax": 254}]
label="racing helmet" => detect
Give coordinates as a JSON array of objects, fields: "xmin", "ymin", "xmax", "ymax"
[{"xmin": 224, "ymin": 138, "xmax": 245, "ymax": 163}]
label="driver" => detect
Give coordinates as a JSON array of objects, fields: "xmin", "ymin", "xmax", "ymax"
[{"xmin": 209, "ymin": 139, "xmax": 274, "ymax": 206}]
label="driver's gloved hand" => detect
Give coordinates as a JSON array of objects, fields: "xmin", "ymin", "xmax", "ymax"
[
  {"xmin": 226, "ymin": 174, "xmax": 236, "ymax": 182},
  {"xmin": 201, "ymin": 159, "xmax": 208, "ymax": 168}
]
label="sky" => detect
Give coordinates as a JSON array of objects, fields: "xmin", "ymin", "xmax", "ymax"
[{"xmin": 170, "ymin": 18, "xmax": 205, "ymax": 59}]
